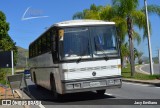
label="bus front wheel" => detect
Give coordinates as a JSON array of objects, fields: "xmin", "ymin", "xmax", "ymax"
[
  {"xmin": 96, "ymin": 90, "xmax": 106, "ymax": 96},
  {"xmin": 50, "ymin": 74, "xmax": 60, "ymax": 100}
]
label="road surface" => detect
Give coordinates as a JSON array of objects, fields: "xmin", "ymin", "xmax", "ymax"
[
  {"xmin": 23, "ymin": 78, "xmax": 160, "ymax": 108},
  {"xmin": 141, "ymin": 64, "xmax": 160, "ymax": 75}
]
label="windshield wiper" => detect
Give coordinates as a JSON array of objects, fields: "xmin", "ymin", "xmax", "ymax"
[
  {"xmin": 76, "ymin": 40, "xmax": 90, "ymax": 63},
  {"xmin": 76, "ymin": 49, "xmax": 84, "ymax": 63},
  {"xmin": 94, "ymin": 37, "xmax": 109, "ymax": 61},
  {"xmin": 95, "ymin": 44, "xmax": 109, "ymax": 61},
  {"xmin": 76, "ymin": 57, "xmax": 82, "ymax": 63}
]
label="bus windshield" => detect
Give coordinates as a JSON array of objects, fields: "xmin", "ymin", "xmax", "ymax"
[
  {"xmin": 59, "ymin": 27, "xmax": 91, "ymax": 60},
  {"xmin": 59, "ymin": 25, "xmax": 118, "ymax": 60},
  {"xmin": 90, "ymin": 26, "xmax": 118, "ymax": 58}
]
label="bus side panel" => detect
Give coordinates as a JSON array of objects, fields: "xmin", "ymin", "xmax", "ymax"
[{"xmin": 29, "ymin": 52, "xmax": 63, "ymax": 94}]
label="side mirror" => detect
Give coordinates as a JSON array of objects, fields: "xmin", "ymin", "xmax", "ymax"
[{"xmin": 58, "ymin": 29, "xmax": 64, "ymax": 41}]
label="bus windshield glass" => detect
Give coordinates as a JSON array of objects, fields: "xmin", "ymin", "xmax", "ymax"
[
  {"xmin": 90, "ymin": 26, "xmax": 118, "ymax": 58},
  {"xmin": 59, "ymin": 27, "xmax": 91, "ymax": 60},
  {"xmin": 59, "ymin": 25, "xmax": 118, "ymax": 60}
]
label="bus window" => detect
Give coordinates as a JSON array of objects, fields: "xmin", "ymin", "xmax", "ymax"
[
  {"xmin": 35, "ymin": 42, "xmax": 38, "ymax": 56},
  {"xmin": 38, "ymin": 39, "xmax": 41, "ymax": 54},
  {"xmin": 41, "ymin": 35, "xmax": 47, "ymax": 53},
  {"xmin": 90, "ymin": 26, "xmax": 118, "ymax": 58},
  {"xmin": 59, "ymin": 27, "xmax": 90, "ymax": 60},
  {"xmin": 46, "ymin": 32, "xmax": 51, "ymax": 51}
]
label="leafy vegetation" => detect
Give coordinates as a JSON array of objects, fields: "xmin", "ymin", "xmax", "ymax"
[
  {"xmin": 0, "ymin": 11, "xmax": 17, "ymax": 63},
  {"xmin": 0, "ymin": 68, "xmax": 12, "ymax": 84},
  {"xmin": 0, "ymin": 11, "xmax": 17, "ymax": 83},
  {"xmin": 16, "ymin": 46, "xmax": 28, "ymax": 68}
]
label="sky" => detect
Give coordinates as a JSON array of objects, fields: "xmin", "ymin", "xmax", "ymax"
[{"xmin": 0, "ymin": 0, "xmax": 160, "ymax": 57}]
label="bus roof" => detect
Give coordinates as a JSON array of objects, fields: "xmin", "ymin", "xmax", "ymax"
[{"xmin": 54, "ymin": 20, "xmax": 115, "ymax": 27}]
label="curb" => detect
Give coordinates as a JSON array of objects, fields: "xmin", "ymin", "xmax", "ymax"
[
  {"xmin": 122, "ymin": 79, "xmax": 160, "ymax": 87},
  {"xmin": 15, "ymin": 89, "xmax": 42, "ymax": 108},
  {"xmin": 15, "ymin": 90, "xmax": 31, "ymax": 108}
]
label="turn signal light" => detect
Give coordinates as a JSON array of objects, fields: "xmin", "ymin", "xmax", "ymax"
[{"xmin": 118, "ymin": 64, "xmax": 121, "ymax": 68}]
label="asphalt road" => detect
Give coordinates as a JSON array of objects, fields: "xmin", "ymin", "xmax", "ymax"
[
  {"xmin": 23, "ymin": 78, "xmax": 160, "ymax": 108},
  {"xmin": 141, "ymin": 64, "xmax": 160, "ymax": 75}
]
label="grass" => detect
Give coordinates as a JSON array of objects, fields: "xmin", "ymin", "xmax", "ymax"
[
  {"xmin": 122, "ymin": 64, "xmax": 160, "ymax": 80},
  {"xmin": 0, "ymin": 80, "xmax": 6, "ymax": 85},
  {"xmin": 0, "ymin": 68, "xmax": 12, "ymax": 85}
]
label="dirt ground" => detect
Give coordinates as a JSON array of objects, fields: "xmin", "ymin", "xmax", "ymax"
[{"xmin": 0, "ymin": 86, "xmax": 20, "ymax": 99}]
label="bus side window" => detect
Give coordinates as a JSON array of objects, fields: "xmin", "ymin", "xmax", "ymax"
[
  {"xmin": 38, "ymin": 39, "xmax": 41, "ymax": 54},
  {"xmin": 52, "ymin": 28, "xmax": 59, "ymax": 63},
  {"xmin": 46, "ymin": 32, "xmax": 51, "ymax": 51},
  {"xmin": 52, "ymin": 30, "xmax": 56, "ymax": 51},
  {"xmin": 41, "ymin": 35, "xmax": 47, "ymax": 53},
  {"xmin": 32, "ymin": 44, "xmax": 35, "ymax": 57},
  {"xmin": 29, "ymin": 46, "xmax": 31, "ymax": 58},
  {"xmin": 35, "ymin": 42, "xmax": 38, "ymax": 56}
]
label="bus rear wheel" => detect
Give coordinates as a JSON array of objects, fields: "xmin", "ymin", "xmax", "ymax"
[{"xmin": 96, "ymin": 90, "xmax": 106, "ymax": 96}]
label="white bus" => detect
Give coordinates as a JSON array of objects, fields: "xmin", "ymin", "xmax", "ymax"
[{"xmin": 29, "ymin": 20, "xmax": 122, "ymax": 99}]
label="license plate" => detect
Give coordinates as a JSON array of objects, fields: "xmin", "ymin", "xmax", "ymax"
[{"xmin": 90, "ymin": 82, "xmax": 100, "ymax": 87}]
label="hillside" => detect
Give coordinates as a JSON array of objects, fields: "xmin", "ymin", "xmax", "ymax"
[{"xmin": 16, "ymin": 46, "xmax": 28, "ymax": 68}]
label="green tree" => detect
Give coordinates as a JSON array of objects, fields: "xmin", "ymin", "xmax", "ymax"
[
  {"xmin": 121, "ymin": 42, "xmax": 129, "ymax": 67},
  {"xmin": 135, "ymin": 50, "xmax": 144, "ymax": 64},
  {"xmin": 103, "ymin": 0, "xmax": 160, "ymax": 76},
  {"xmin": 133, "ymin": 48, "xmax": 144, "ymax": 64},
  {"xmin": 73, "ymin": 4, "xmax": 103, "ymax": 20},
  {"xmin": 121, "ymin": 43, "xmax": 142, "ymax": 66},
  {"xmin": 73, "ymin": 1, "xmax": 160, "ymax": 76},
  {"xmin": 0, "ymin": 11, "xmax": 17, "ymax": 65}
]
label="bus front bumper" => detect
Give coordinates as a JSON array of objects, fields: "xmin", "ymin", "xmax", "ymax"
[{"xmin": 61, "ymin": 76, "xmax": 122, "ymax": 94}]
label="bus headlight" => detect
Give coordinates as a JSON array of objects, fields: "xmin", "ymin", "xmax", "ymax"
[
  {"xmin": 74, "ymin": 83, "xmax": 81, "ymax": 89},
  {"xmin": 108, "ymin": 79, "xmax": 114, "ymax": 85},
  {"xmin": 118, "ymin": 64, "xmax": 121, "ymax": 69},
  {"xmin": 108, "ymin": 79, "xmax": 121, "ymax": 85},
  {"xmin": 114, "ymin": 79, "xmax": 121, "ymax": 85},
  {"xmin": 66, "ymin": 84, "xmax": 74, "ymax": 90}
]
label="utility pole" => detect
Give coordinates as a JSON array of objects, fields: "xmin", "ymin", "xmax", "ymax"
[
  {"xmin": 25, "ymin": 51, "xmax": 28, "ymax": 68},
  {"xmin": 158, "ymin": 49, "xmax": 160, "ymax": 74},
  {"xmin": 25, "ymin": 56, "xmax": 28, "ymax": 68},
  {"xmin": 144, "ymin": 0, "xmax": 154, "ymax": 75},
  {"xmin": 159, "ymin": 49, "xmax": 160, "ymax": 63}
]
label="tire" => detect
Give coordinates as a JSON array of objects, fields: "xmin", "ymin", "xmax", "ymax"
[
  {"xmin": 96, "ymin": 89, "xmax": 106, "ymax": 96},
  {"xmin": 50, "ymin": 74, "xmax": 61, "ymax": 100}
]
